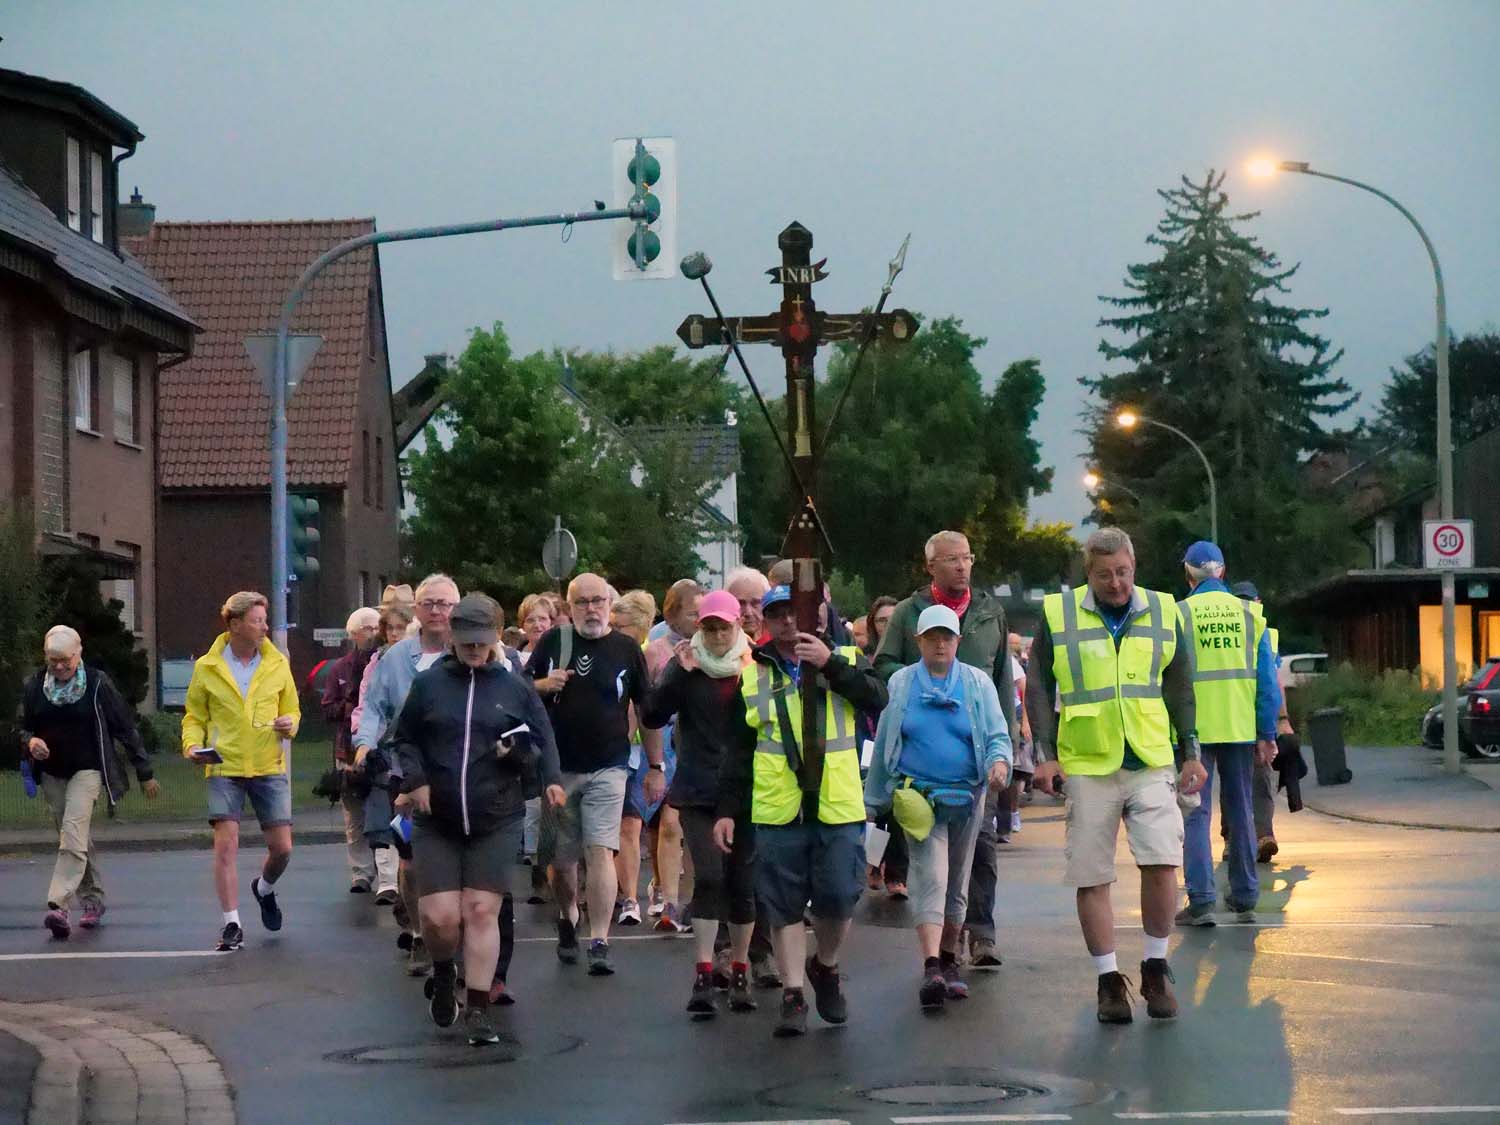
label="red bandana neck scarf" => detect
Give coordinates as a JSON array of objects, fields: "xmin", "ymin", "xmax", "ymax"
[{"xmin": 929, "ymin": 584, "xmax": 971, "ymax": 619}]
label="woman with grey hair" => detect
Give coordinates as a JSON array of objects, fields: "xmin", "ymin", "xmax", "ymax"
[{"xmin": 21, "ymin": 625, "xmax": 159, "ymax": 939}]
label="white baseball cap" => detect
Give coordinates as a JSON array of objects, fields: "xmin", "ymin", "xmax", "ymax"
[{"xmin": 916, "ymin": 604, "xmax": 962, "ymax": 636}]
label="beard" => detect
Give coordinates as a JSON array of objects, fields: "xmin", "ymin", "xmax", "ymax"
[{"xmin": 576, "ymin": 619, "xmax": 609, "ymax": 640}]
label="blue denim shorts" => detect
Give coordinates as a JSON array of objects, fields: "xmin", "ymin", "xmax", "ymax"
[
  {"xmin": 755, "ymin": 819, "xmax": 865, "ymax": 928},
  {"xmin": 207, "ymin": 774, "xmax": 292, "ymax": 829}
]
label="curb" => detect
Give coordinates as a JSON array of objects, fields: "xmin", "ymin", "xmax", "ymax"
[
  {"xmin": 0, "ymin": 826, "xmax": 346, "ymax": 858},
  {"xmin": 1303, "ymin": 800, "xmax": 1500, "ymax": 834},
  {"xmin": 0, "ymin": 1018, "xmax": 83, "ymax": 1125}
]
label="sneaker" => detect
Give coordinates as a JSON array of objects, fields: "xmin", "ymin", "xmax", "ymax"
[
  {"xmin": 215, "ymin": 921, "xmax": 243, "ymax": 952},
  {"xmin": 617, "ymin": 898, "xmax": 643, "ymax": 926},
  {"xmin": 969, "ymin": 937, "xmax": 1003, "ymax": 967},
  {"xmin": 942, "ymin": 960, "xmax": 969, "ymax": 1000},
  {"xmin": 687, "ymin": 968, "xmax": 716, "ymax": 1017},
  {"xmin": 556, "ymin": 917, "xmax": 580, "ymax": 964},
  {"xmin": 44, "ymin": 908, "xmax": 71, "ymax": 940},
  {"xmin": 805, "ymin": 955, "xmax": 847, "ymax": 1025},
  {"xmin": 407, "ymin": 937, "xmax": 432, "ymax": 977},
  {"xmin": 751, "ymin": 956, "xmax": 783, "ymax": 990},
  {"xmin": 774, "ymin": 988, "xmax": 809, "ymax": 1037},
  {"xmin": 349, "ymin": 878, "xmax": 372, "ymax": 894},
  {"xmin": 919, "ymin": 965, "xmax": 946, "ymax": 1010},
  {"xmin": 1010, "ymin": 810, "xmax": 1022, "ymax": 833},
  {"xmin": 79, "ymin": 900, "xmax": 104, "ymax": 929},
  {"xmin": 1229, "ymin": 902, "xmax": 1257, "ymax": 924},
  {"xmin": 654, "ymin": 902, "xmax": 685, "ymax": 933},
  {"xmin": 1140, "ymin": 958, "xmax": 1178, "ymax": 1019},
  {"xmin": 587, "ymin": 939, "xmax": 615, "ymax": 976},
  {"xmin": 425, "ymin": 970, "xmax": 459, "ymax": 1028},
  {"xmin": 1097, "ymin": 970, "xmax": 1134, "ymax": 1024},
  {"xmin": 375, "ymin": 886, "xmax": 399, "ymax": 906},
  {"xmin": 464, "ymin": 1005, "xmax": 500, "ymax": 1046},
  {"xmin": 646, "ymin": 880, "xmax": 664, "ymax": 917},
  {"xmin": 729, "ymin": 965, "xmax": 758, "ymax": 1012},
  {"xmin": 1257, "ymin": 836, "xmax": 1280, "ymax": 864},
  {"xmin": 251, "ymin": 877, "xmax": 282, "ymax": 932},
  {"xmin": 885, "ymin": 881, "xmax": 908, "ymax": 901},
  {"xmin": 1175, "ymin": 902, "xmax": 1217, "ymax": 927}
]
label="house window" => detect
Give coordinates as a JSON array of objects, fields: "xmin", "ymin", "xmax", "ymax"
[
  {"xmin": 89, "ymin": 150, "xmax": 105, "ymax": 244},
  {"xmin": 375, "ymin": 436, "xmax": 384, "ymax": 509},
  {"xmin": 359, "ymin": 571, "xmax": 370, "ymax": 607},
  {"xmin": 361, "ymin": 429, "xmax": 371, "ymax": 506},
  {"xmin": 110, "ymin": 352, "xmax": 138, "ymax": 443},
  {"xmin": 72, "ymin": 349, "xmax": 98, "ymax": 432},
  {"xmin": 103, "ymin": 543, "xmax": 142, "ymax": 633},
  {"xmin": 66, "ymin": 138, "xmax": 82, "ymax": 232}
]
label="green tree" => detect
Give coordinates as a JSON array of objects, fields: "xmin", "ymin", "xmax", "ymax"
[
  {"xmin": 43, "ymin": 558, "xmax": 149, "ymax": 708},
  {"xmin": 1373, "ymin": 331, "xmax": 1500, "ymax": 454},
  {"xmin": 1084, "ymin": 170, "xmax": 1361, "ymax": 597},
  {"xmin": 0, "ymin": 506, "xmax": 41, "ymax": 766},
  {"xmin": 565, "ymin": 346, "xmax": 743, "ymax": 427}
]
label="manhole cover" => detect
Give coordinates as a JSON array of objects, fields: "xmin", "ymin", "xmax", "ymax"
[
  {"xmin": 327, "ymin": 1032, "xmax": 582, "ymax": 1069},
  {"xmin": 865, "ymin": 1080, "xmax": 1049, "ymax": 1106}
]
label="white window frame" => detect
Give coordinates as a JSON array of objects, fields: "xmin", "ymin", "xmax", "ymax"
[
  {"xmin": 89, "ymin": 149, "xmax": 105, "ymax": 243},
  {"xmin": 66, "ymin": 137, "xmax": 82, "ymax": 232},
  {"xmin": 72, "ymin": 349, "xmax": 96, "ymax": 431}
]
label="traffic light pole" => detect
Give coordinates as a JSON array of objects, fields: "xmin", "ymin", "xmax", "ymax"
[{"xmin": 268, "ymin": 201, "xmax": 645, "ymax": 655}]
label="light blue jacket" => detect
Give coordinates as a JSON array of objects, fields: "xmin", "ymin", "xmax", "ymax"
[
  {"xmin": 354, "ymin": 637, "xmax": 430, "ymax": 751},
  {"xmin": 863, "ymin": 660, "xmax": 1012, "ymax": 815}
]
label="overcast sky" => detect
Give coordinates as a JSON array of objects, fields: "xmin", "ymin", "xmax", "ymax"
[{"xmin": 11, "ymin": 2, "xmax": 1499, "ymax": 527}]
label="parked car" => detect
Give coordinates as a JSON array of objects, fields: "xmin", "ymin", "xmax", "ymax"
[
  {"xmin": 1278, "ymin": 652, "xmax": 1329, "ymax": 692},
  {"xmin": 1420, "ymin": 658, "xmax": 1500, "ymax": 760},
  {"xmin": 159, "ymin": 659, "xmax": 195, "ymax": 711}
]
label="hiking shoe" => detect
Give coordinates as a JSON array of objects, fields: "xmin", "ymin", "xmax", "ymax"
[
  {"xmin": 687, "ymin": 968, "xmax": 716, "ymax": 1017},
  {"xmin": 215, "ymin": 921, "xmax": 243, "ymax": 952},
  {"xmin": 969, "ymin": 937, "xmax": 1003, "ymax": 967},
  {"xmin": 806, "ymin": 956, "xmax": 847, "ymax": 1025},
  {"xmin": 885, "ymin": 881, "xmax": 908, "ymax": 900},
  {"xmin": 79, "ymin": 900, "xmax": 104, "ymax": 930},
  {"xmin": 556, "ymin": 917, "xmax": 580, "ymax": 964},
  {"xmin": 751, "ymin": 956, "xmax": 782, "ymax": 990},
  {"xmin": 251, "ymin": 877, "xmax": 282, "ymax": 932},
  {"xmin": 919, "ymin": 965, "xmax": 947, "ymax": 1010},
  {"xmin": 425, "ymin": 970, "xmax": 459, "ymax": 1028},
  {"xmin": 587, "ymin": 939, "xmax": 615, "ymax": 976},
  {"xmin": 942, "ymin": 960, "xmax": 969, "ymax": 1000},
  {"xmin": 617, "ymin": 898, "xmax": 642, "ymax": 926},
  {"xmin": 396, "ymin": 930, "xmax": 414, "ymax": 952},
  {"xmin": 375, "ymin": 886, "xmax": 399, "ymax": 906},
  {"xmin": 774, "ymin": 988, "xmax": 809, "ymax": 1037},
  {"xmin": 1257, "ymin": 836, "xmax": 1279, "ymax": 863},
  {"xmin": 1176, "ymin": 902, "xmax": 1217, "ymax": 927},
  {"xmin": 44, "ymin": 908, "xmax": 70, "ymax": 940},
  {"xmin": 349, "ymin": 878, "xmax": 372, "ymax": 894},
  {"xmin": 464, "ymin": 1005, "xmax": 500, "ymax": 1046},
  {"xmin": 1097, "ymin": 970, "xmax": 1134, "ymax": 1024},
  {"xmin": 407, "ymin": 937, "xmax": 432, "ymax": 977},
  {"xmin": 654, "ymin": 902, "xmax": 685, "ymax": 933},
  {"xmin": 1228, "ymin": 902, "xmax": 1257, "ymax": 924},
  {"xmin": 1140, "ymin": 958, "xmax": 1178, "ymax": 1019},
  {"xmin": 729, "ymin": 965, "xmax": 758, "ymax": 1012}
]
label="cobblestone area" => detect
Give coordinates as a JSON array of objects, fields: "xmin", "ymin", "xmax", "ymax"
[{"xmin": 0, "ymin": 1002, "xmax": 234, "ymax": 1125}]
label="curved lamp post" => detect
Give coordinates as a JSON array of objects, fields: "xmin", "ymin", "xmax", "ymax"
[{"xmin": 1114, "ymin": 410, "xmax": 1217, "ymax": 542}]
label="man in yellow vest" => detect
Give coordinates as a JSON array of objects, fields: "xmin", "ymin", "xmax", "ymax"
[
  {"xmin": 1176, "ymin": 543, "xmax": 1281, "ymax": 928},
  {"xmin": 714, "ymin": 585, "xmax": 888, "ymax": 1038},
  {"xmin": 1029, "ymin": 529, "xmax": 1206, "ymax": 1024}
]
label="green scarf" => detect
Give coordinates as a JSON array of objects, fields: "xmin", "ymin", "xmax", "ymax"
[{"xmin": 44, "ymin": 665, "xmax": 87, "ymax": 707}]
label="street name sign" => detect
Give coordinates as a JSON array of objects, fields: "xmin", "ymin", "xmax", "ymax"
[{"xmin": 1423, "ymin": 519, "xmax": 1474, "ymax": 569}]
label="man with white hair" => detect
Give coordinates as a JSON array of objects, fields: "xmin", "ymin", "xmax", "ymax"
[
  {"xmin": 21, "ymin": 625, "xmax": 158, "ymax": 938},
  {"xmin": 1175, "ymin": 541, "xmax": 1280, "ymax": 927},
  {"xmin": 725, "ymin": 566, "xmax": 771, "ymax": 645}
]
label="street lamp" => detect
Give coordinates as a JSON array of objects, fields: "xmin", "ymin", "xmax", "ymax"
[
  {"xmin": 1084, "ymin": 470, "xmax": 1142, "ymax": 503},
  {"xmin": 1113, "ymin": 410, "xmax": 1217, "ymax": 541},
  {"xmin": 1253, "ymin": 156, "xmax": 1460, "ymax": 775}
]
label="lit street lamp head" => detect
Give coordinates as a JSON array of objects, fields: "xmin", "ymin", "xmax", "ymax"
[
  {"xmin": 1115, "ymin": 410, "xmax": 1139, "ymax": 430},
  {"xmin": 679, "ymin": 252, "xmax": 712, "ymax": 280},
  {"xmin": 1083, "ymin": 471, "xmax": 1101, "ymax": 490},
  {"xmin": 1246, "ymin": 157, "xmax": 1311, "ymax": 178}
]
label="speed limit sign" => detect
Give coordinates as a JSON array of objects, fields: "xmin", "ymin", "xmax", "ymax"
[{"xmin": 1423, "ymin": 520, "xmax": 1474, "ymax": 569}]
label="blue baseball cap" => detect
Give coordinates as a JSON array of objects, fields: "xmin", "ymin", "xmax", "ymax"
[
  {"xmin": 1183, "ymin": 540, "xmax": 1224, "ymax": 567},
  {"xmin": 762, "ymin": 585, "xmax": 793, "ymax": 611}
]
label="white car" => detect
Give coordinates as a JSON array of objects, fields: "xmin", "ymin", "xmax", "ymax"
[{"xmin": 1278, "ymin": 652, "xmax": 1329, "ymax": 692}]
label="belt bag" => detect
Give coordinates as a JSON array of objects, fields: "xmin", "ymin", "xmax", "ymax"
[{"xmin": 891, "ymin": 778, "xmax": 975, "ymax": 842}]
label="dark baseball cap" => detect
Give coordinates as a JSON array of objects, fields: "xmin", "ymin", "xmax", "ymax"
[
  {"xmin": 450, "ymin": 594, "xmax": 500, "ymax": 646},
  {"xmin": 1231, "ymin": 580, "xmax": 1261, "ymax": 601}
]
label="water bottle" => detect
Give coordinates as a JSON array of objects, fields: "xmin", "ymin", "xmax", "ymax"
[{"xmin": 20, "ymin": 758, "xmax": 37, "ymax": 799}]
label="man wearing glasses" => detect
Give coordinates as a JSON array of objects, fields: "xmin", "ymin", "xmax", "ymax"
[
  {"xmin": 530, "ymin": 573, "xmax": 663, "ymax": 976},
  {"xmin": 874, "ymin": 530, "xmax": 1018, "ymax": 969}
]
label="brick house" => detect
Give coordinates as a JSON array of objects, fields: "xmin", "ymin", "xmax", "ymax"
[
  {"xmin": 0, "ymin": 68, "xmax": 197, "ymax": 700},
  {"xmin": 124, "ymin": 219, "xmax": 400, "ymax": 681}
]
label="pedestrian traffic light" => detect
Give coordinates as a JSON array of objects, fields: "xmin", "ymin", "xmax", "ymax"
[
  {"xmin": 612, "ymin": 136, "xmax": 676, "ymax": 281},
  {"xmin": 288, "ymin": 493, "xmax": 320, "ymax": 580}
]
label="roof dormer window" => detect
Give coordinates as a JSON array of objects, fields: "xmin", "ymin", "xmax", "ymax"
[
  {"xmin": 64, "ymin": 135, "xmax": 107, "ymax": 242},
  {"xmin": 89, "ymin": 149, "xmax": 104, "ymax": 243},
  {"xmin": 65, "ymin": 136, "xmax": 81, "ymax": 231}
]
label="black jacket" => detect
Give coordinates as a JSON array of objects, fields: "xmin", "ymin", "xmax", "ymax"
[
  {"xmin": 394, "ymin": 654, "xmax": 561, "ymax": 837},
  {"xmin": 642, "ymin": 656, "xmax": 746, "ymax": 810},
  {"xmin": 19, "ymin": 666, "xmax": 150, "ymax": 810}
]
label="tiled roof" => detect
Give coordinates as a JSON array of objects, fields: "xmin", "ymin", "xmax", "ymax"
[
  {"xmin": 0, "ymin": 159, "xmax": 195, "ymax": 331},
  {"xmin": 124, "ymin": 219, "xmax": 377, "ymax": 489},
  {"xmin": 627, "ymin": 423, "xmax": 741, "ymax": 480}
]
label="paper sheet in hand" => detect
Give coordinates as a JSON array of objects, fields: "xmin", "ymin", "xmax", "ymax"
[
  {"xmin": 864, "ymin": 824, "xmax": 891, "ymax": 868},
  {"xmin": 860, "ymin": 739, "xmax": 876, "ymax": 769}
]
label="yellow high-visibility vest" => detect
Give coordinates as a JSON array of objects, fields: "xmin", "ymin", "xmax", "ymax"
[
  {"xmin": 1178, "ymin": 590, "xmax": 1266, "ymax": 744},
  {"xmin": 1042, "ymin": 588, "xmax": 1179, "ymax": 775},
  {"xmin": 739, "ymin": 647, "xmax": 865, "ymax": 825}
]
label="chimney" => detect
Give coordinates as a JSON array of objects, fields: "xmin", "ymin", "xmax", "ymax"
[{"xmin": 116, "ymin": 187, "xmax": 155, "ymax": 238}]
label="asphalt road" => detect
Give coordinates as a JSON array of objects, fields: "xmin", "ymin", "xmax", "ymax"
[{"xmin": 2, "ymin": 802, "xmax": 1498, "ymax": 1125}]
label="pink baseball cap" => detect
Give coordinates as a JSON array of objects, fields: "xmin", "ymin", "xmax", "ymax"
[{"xmin": 698, "ymin": 589, "xmax": 742, "ymax": 624}]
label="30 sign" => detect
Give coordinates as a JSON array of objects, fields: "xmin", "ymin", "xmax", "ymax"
[{"xmin": 1423, "ymin": 520, "xmax": 1474, "ymax": 569}]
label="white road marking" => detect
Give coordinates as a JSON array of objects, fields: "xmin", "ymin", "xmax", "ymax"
[
  {"xmin": 1333, "ymin": 1109, "xmax": 1500, "ymax": 1117},
  {"xmin": 667, "ymin": 1120, "xmax": 851, "ymax": 1125},
  {"xmin": 0, "ymin": 950, "xmax": 227, "ymax": 961},
  {"xmin": 1115, "ymin": 1113, "xmax": 1289, "ymax": 1120},
  {"xmin": 1258, "ymin": 949, "xmax": 1429, "ymax": 968},
  {"xmin": 1117, "ymin": 922, "xmax": 1434, "ymax": 930},
  {"xmin": 892, "ymin": 1115, "xmax": 1075, "ymax": 1123}
]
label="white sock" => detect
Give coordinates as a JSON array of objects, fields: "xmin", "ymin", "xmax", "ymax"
[
  {"xmin": 565, "ymin": 903, "xmax": 580, "ymax": 927},
  {"xmin": 1093, "ymin": 951, "xmax": 1118, "ymax": 975},
  {"xmin": 1143, "ymin": 934, "xmax": 1170, "ymax": 961},
  {"xmin": 258, "ymin": 872, "xmax": 279, "ymax": 890},
  {"xmin": 223, "ymin": 909, "xmax": 240, "ymax": 926}
]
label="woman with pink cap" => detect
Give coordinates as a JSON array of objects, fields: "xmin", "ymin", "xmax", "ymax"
[{"xmin": 642, "ymin": 588, "xmax": 759, "ymax": 1019}]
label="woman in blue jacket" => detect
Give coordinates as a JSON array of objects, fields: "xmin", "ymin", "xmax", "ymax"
[{"xmin": 864, "ymin": 605, "xmax": 1011, "ymax": 1011}]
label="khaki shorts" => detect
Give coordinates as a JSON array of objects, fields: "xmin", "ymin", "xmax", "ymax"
[{"xmin": 1063, "ymin": 765, "xmax": 1183, "ymax": 888}]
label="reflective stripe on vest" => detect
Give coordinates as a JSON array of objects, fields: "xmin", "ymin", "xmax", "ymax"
[{"xmin": 1177, "ymin": 592, "xmax": 1264, "ymax": 744}]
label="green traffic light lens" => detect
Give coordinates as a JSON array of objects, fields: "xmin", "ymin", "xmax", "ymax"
[
  {"xmin": 628, "ymin": 152, "xmax": 661, "ymax": 188},
  {"xmin": 628, "ymin": 229, "xmax": 662, "ymax": 264},
  {"xmin": 641, "ymin": 192, "xmax": 662, "ymax": 224}
]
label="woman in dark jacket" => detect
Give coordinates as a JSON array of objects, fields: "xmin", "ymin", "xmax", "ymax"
[
  {"xmin": 20, "ymin": 625, "xmax": 158, "ymax": 939},
  {"xmin": 641, "ymin": 589, "xmax": 757, "ymax": 1019},
  {"xmin": 393, "ymin": 595, "xmax": 563, "ymax": 1047}
]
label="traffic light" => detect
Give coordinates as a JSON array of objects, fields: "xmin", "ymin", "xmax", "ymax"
[
  {"xmin": 288, "ymin": 493, "xmax": 320, "ymax": 579},
  {"xmin": 612, "ymin": 136, "xmax": 676, "ymax": 280}
]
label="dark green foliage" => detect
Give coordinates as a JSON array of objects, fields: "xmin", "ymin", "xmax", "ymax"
[
  {"xmin": 42, "ymin": 557, "xmax": 149, "ymax": 709},
  {"xmin": 1373, "ymin": 331, "xmax": 1500, "ymax": 455},
  {"xmin": 0, "ymin": 506, "xmax": 41, "ymax": 768}
]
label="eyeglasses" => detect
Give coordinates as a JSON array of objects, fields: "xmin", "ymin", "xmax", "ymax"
[
  {"xmin": 571, "ymin": 596, "xmax": 609, "ymax": 609},
  {"xmin": 417, "ymin": 599, "xmax": 456, "ymax": 611},
  {"xmin": 934, "ymin": 553, "xmax": 975, "ymax": 566}
]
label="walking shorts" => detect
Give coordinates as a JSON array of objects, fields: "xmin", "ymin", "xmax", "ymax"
[
  {"xmin": 1062, "ymin": 765, "xmax": 1183, "ymax": 887},
  {"xmin": 411, "ymin": 817, "xmax": 521, "ymax": 896},
  {"xmin": 543, "ymin": 766, "xmax": 629, "ymax": 863},
  {"xmin": 207, "ymin": 774, "xmax": 292, "ymax": 829},
  {"xmin": 755, "ymin": 819, "xmax": 865, "ymax": 928}
]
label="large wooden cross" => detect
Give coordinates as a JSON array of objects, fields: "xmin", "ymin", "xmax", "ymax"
[{"xmin": 676, "ymin": 221, "xmax": 917, "ymax": 805}]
